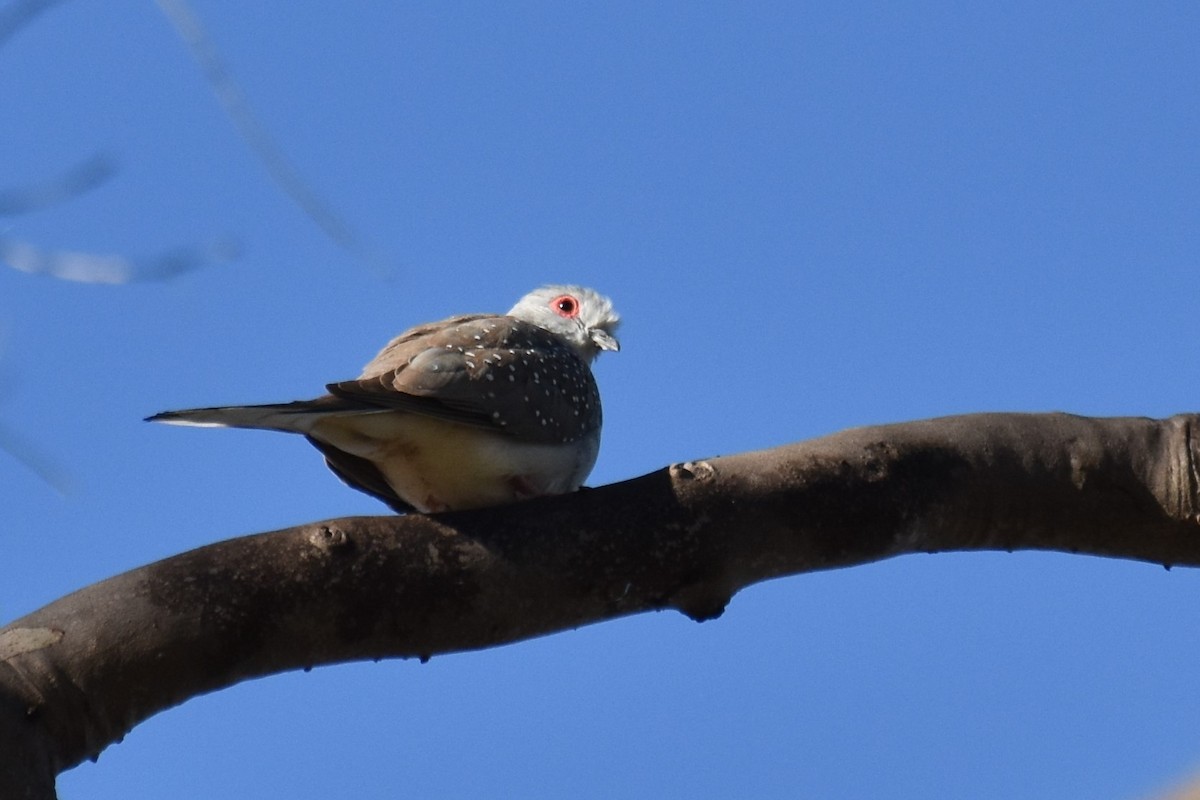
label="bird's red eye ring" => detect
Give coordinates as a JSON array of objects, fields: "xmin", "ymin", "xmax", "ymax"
[{"xmin": 551, "ymin": 294, "xmax": 580, "ymax": 318}]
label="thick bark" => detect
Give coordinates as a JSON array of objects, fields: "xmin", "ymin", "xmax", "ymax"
[{"xmin": 2, "ymin": 412, "xmax": 1198, "ymax": 796}]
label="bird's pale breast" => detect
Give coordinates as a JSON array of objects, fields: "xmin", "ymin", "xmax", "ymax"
[{"xmin": 311, "ymin": 411, "xmax": 599, "ymax": 512}]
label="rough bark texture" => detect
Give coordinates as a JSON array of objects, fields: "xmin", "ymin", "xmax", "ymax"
[{"xmin": 2, "ymin": 412, "xmax": 1199, "ymax": 797}]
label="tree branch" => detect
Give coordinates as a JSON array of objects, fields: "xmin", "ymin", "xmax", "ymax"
[{"xmin": 2, "ymin": 412, "xmax": 1198, "ymax": 796}]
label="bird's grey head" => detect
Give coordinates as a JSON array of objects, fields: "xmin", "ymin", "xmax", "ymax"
[{"xmin": 508, "ymin": 285, "xmax": 621, "ymax": 362}]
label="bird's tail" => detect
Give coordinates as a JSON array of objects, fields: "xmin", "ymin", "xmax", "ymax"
[{"xmin": 145, "ymin": 398, "xmax": 346, "ymax": 434}]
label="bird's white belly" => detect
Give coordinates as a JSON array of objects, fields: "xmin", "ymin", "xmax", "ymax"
[{"xmin": 311, "ymin": 412, "xmax": 599, "ymax": 513}]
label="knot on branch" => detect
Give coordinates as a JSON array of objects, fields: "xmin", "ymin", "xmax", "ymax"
[
  {"xmin": 670, "ymin": 460, "xmax": 716, "ymax": 483},
  {"xmin": 308, "ymin": 525, "xmax": 351, "ymax": 552}
]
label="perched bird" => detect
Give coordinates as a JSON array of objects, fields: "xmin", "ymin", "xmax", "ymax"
[{"xmin": 148, "ymin": 285, "xmax": 620, "ymax": 513}]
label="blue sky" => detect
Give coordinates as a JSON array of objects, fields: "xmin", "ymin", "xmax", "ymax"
[{"xmin": 3, "ymin": 1, "xmax": 1199, "ymax": 797}]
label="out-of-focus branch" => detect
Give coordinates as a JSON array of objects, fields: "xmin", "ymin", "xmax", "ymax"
[
  {"xmin": 0, "ymin": 153, "xmax": 116, "ymax": 216},
  {"xmin": 154, "ymin": 0, "xmax": 378, "ymax": 266},
  {"xmin": 1, "ymin": 412, "xmax": 1199, "ymax": 798},
  {"xmin": 0, "ymin": 420, "xmax": 70, "ymax": 494},
  {"xmin": 0, "ymin": 0, "xmax": 68, "ymax": 48},
  {"xmin": 0, "ymin": 236, "xmax": 238, "ymax": 284}
]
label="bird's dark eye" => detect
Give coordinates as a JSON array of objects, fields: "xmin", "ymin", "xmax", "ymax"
[{"xmin": 551, "ymin": 294, "xmax": 580, "ymax": 318}]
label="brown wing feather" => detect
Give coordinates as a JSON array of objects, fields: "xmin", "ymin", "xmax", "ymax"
[
  {"xmin": 327, "ymin": 315, "xmax": 602, "ymax": 444},
  {"xmin": 356, "ymin": 313, "xmax": 493, "ymax": 376}
]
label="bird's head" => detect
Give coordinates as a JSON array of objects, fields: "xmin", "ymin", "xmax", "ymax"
[{"xmin": 508, "ymin": 285, "xmax": 621, "ymax": 362}]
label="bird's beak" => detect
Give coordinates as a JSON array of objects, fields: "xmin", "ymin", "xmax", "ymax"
[{"xmin": 591, "ymin": 328, "xmax": 620, "ymax": 353}]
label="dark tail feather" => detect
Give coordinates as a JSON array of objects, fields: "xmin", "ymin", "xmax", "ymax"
[{"xmin": 145, "ymin": 398, "xmax": 348, "ymax": 434}]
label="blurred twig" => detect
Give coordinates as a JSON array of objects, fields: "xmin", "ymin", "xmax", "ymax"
[
  {"xmin": 0, "ymin": 0, "xmax": 67, "ymax": 47},
  {"xmin": 0, "ymin": 152, "xmax": 116, "ymax": 216},
  {"xmin": 0, "ymin": 236, "xmax": 239, "ymax": 284},
  {"xmin": 0, "ymin": 420, "xmax": 70, "ymax": 494},
  {"xmin": 0, "ymin": 338, "xmax": 70, "ymax": 493},
  {"xmin": 155, "ymin": 0, "xmax": 378, "ymax": 265}
]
